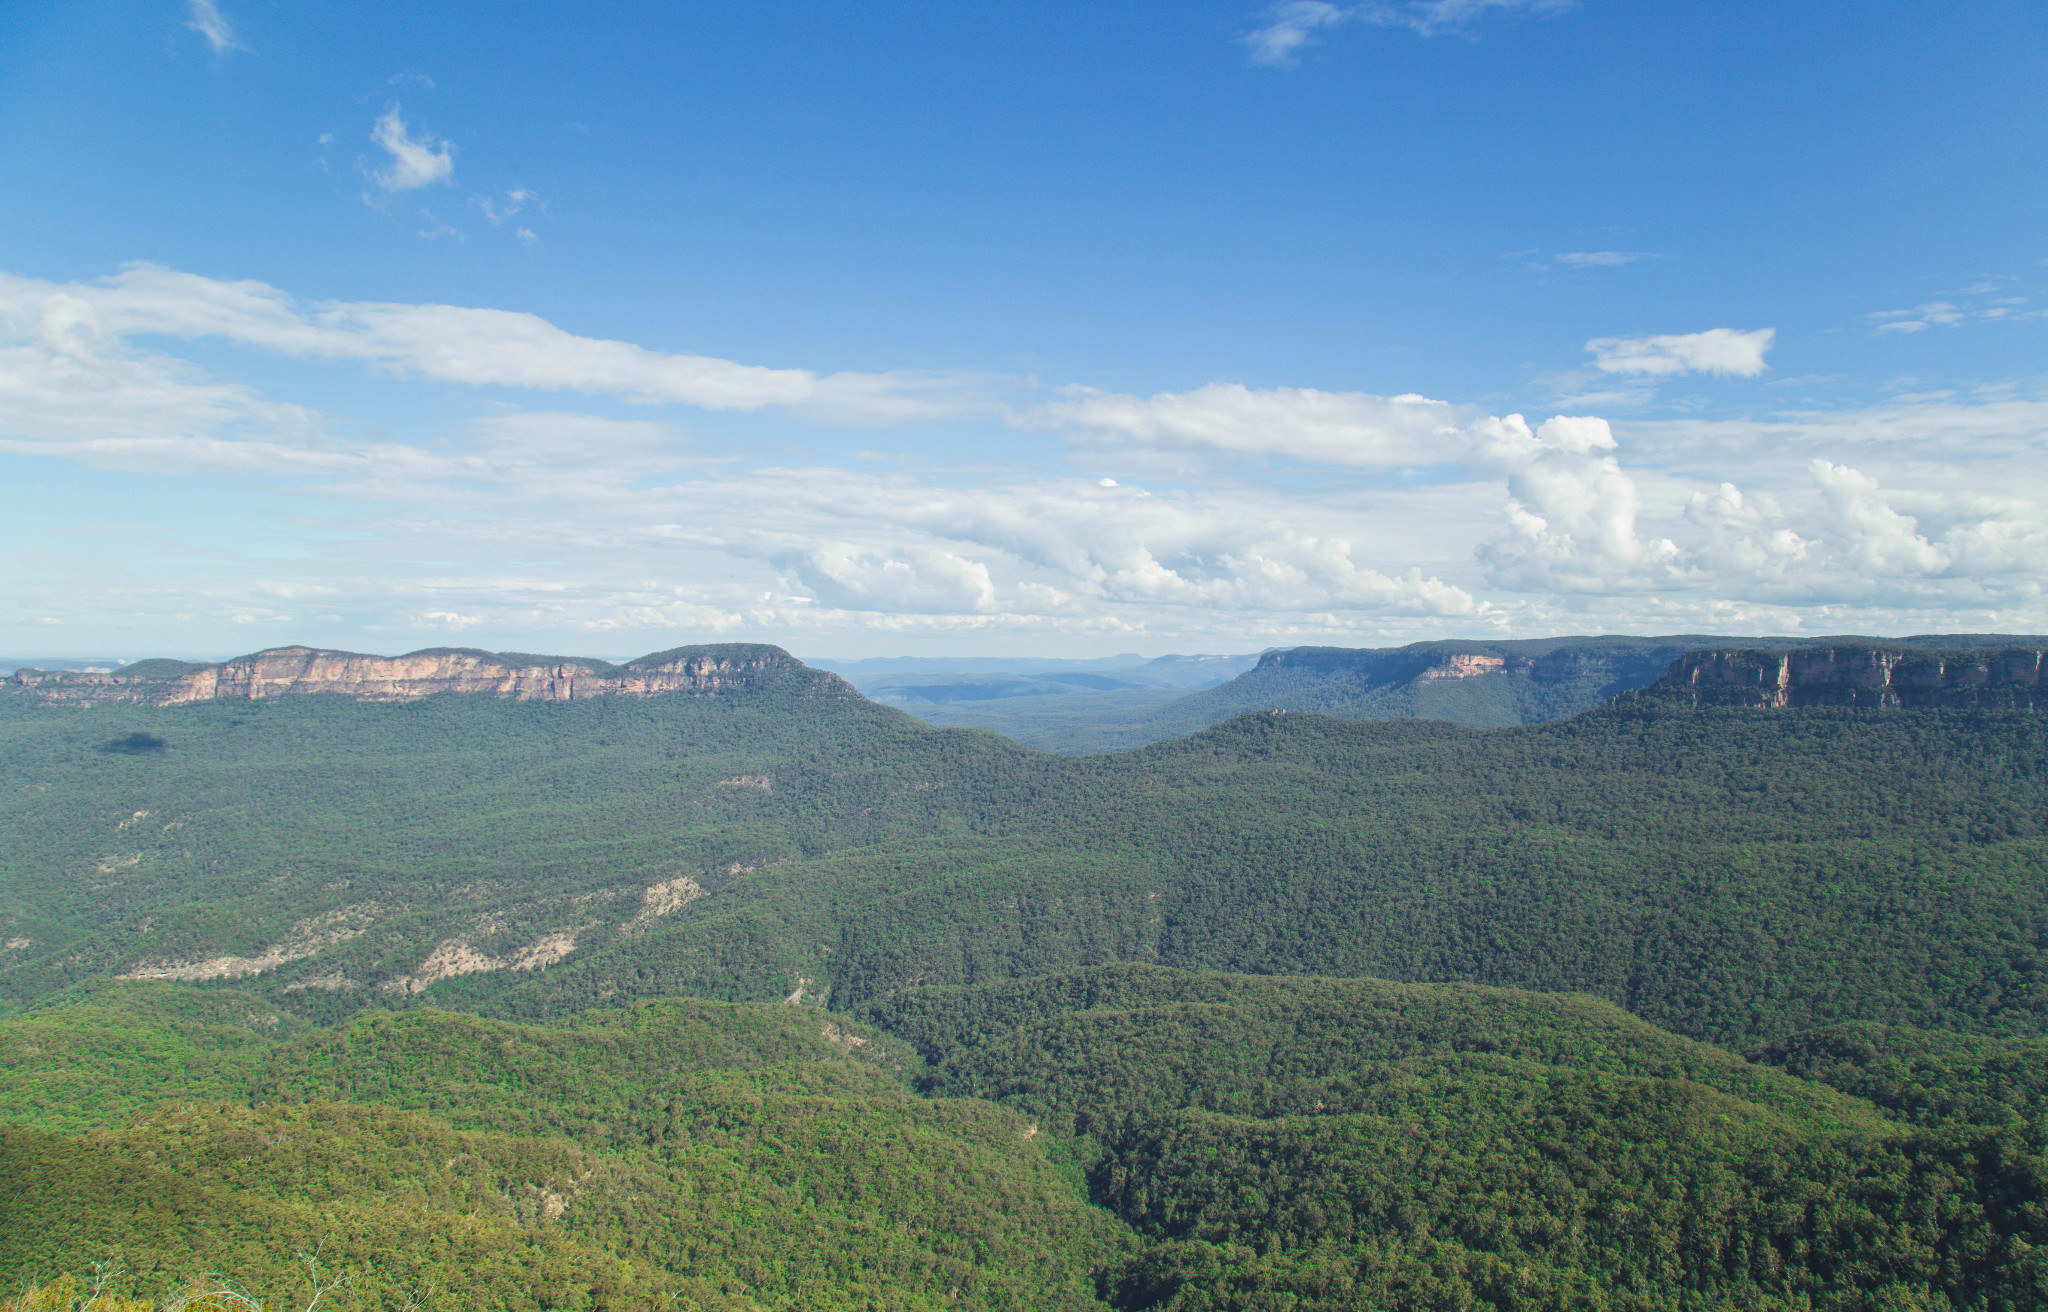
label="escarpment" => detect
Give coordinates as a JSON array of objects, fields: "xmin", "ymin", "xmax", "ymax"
[
  {"xmin": 1639, "ymin": 644, "xmax": 2048, "ymax": 710},
  {"xmin": 1257, "ymin": 640, "xmax": 1690, "ymax": 689},
  {"xmin": 8, "ymin": 643, "xmax": 858, "ymax": 705}
]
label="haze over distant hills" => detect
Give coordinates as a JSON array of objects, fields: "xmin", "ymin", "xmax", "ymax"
[
  {"xmin": 820, "ymin": 633, "xmax": 2048, "ymax": 752},
  {"xmin": 15, "ymin": 635, "xmax": 2046, "ymax": 753}
]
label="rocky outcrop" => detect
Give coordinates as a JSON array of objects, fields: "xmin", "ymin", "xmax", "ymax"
[
  {"xmin": 1644, "ymin": 645, "xmax": 2048, "ymax": 710},
  {"xmin": 1252, "ymin": 639, "xmax": 1690, "ymax": 692},
  {"xmin": 9, "ymin": 643, "xmax": 857, "ymax": 706}
]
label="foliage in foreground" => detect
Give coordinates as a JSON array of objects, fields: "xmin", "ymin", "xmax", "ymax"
[
  {"xmin": 0, "ymin": 992, "xmax": 1117, "ymax": 1311},
  {"xmin": 6, "ymin": 970, "xmax": 2048, "ymax": 1310}
]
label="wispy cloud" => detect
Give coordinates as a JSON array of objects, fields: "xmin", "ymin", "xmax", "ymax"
[
  {"xmin": 1586, "ymin": 328, "xmax": 1774, "ymax": 378},
  {"xmin": 0, "ymin": 266, "xmax": 1007, "ymax": 423},
  {"xmin": 1522, "ymin": 250, "xmax": 1660, "ymax": 274},
  {"xmin": 415, "ymin": 210, "xmax": 462, "ymax": 242},
  {"xmin": 1552, "ymin": 250, "xmax": 1646, "ymax": 268},
  {"xmin": 1245, "ymin": 2, "xmax": 1349, "ymax": 66},
  {"xmin": 370, "ymin": 107, "xmax": 455, "ymax": 192},
  {"xmin": 1247, "ymin": 0, "xmax": 1573, "ymax": 63},
  {"xmin": 1866, "ymin": 294, "xmax": 2037, "ymax": 334},
  {"xmin": 477, "ymin": 189, "xmax": 541, "ymax": 226},
  {"xmin": 1360, "ymin": 0, "xmax": 1577, "ymax": 37},
  {"xmin": 185, "ymin": 0, "xmax": 247, "ymax": 55},
  {"xmin": 1038, "ymin": 383, "xmax": 1474, "ymax": 468}
]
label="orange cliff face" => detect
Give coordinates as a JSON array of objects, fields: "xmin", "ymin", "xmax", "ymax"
[
  {"xmin": 1414, "ymin": 653, "xmax": 1510, "ymax": 680},
  {"xmin": 7, "ymin": 644, "xmax": 858, "ymax": 706},
  {"xmin": 1649, "ymin": 645, "xmax": 2048, "ymax": 710}
]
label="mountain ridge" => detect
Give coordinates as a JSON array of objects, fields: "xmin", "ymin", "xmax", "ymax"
[
  {"xmin": 8, "ymin": 642, "xmax": 856, "ymax": 706},
  {"xmin": 1635, "ymin": 641, "xmax": 2048, "ymax": 709},
  {"xmin": 896, "ymin": 632, "xmax": 2048, "ymax": 750}
]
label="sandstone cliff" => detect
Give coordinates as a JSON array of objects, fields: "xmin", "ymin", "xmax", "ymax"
[
  {"xmin": 1640, "ymin": 644, "xmax": 2047, "ymax": 710},
  {"xmin": 8, "ymin": 643, "xmax": 858, "ymax": 706},
  {"xmin": 1254, "ymin": 639, "xmax": 1688, "ymax": 689}
]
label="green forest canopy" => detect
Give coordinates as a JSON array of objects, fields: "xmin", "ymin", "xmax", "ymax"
[{"xmin": 1, "ymin": 664, "xmax": 2045, "ymax": 1308}]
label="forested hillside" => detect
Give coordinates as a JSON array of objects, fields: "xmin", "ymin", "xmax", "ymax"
[
  {"xmin": 6, "ymin": 971, "xmax": 2046, "ymax": 1310},
  {"xmin": 3, "ymin": 642, "xmax": 2046, "ymax": 1307},
  {"xmin": 5, "ymin": 654, "xmax": 2047, "ymax": 1043}
]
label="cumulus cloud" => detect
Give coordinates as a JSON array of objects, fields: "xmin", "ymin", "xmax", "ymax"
[
  {"xmin": 185, "ymin": 0, "xmax": 246, "ymax": 54},
  {"xmin": 371, "ymin": 107, "xmax": 455, "ymax": 192},
  {"xmin": 1475, "ymin": 415, "xmax": 1683, "ymax": 592},
  {"xmin": 1683, "ymin": 482, "xmax": 1811, "ymax": 579},
  {"xmin": 1586, "ymin": 328, "xmax": 1774, "ymax": 378},
  {"xmin": 1587, "ymin": 405, "xmax": 2048, "ymax": 612},
  {"xmin": 754, "ymin": 477, "xmax": 1484, "ymax": 619},
  {"xmin": 1810, "ymin": 460, "xmax": 1951, "ymax": 576},
  {"xmin": 8, "ymin": 263, "xmax": 2048, "ymax": 647}
]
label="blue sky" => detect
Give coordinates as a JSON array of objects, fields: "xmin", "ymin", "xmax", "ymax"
[{"xmin": 3, "ymin": 0, "xmax": 2045, "ymax": 659}]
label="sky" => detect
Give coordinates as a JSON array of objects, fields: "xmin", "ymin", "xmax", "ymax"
[{"xmin": 2, "ymin": 1, "xmax": 2045, "ymax": 660}]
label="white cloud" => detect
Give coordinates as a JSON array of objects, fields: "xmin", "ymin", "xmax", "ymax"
[
  {"xmin": 1860, "ymin": 284, "xmax": 2044, "ymax": 335},
  {"xmin": 185, "ymin": 0, "xmax": 246, "ymax": 55},
  {"xmin": 1810, "ymin": 460, "xmax": 1951, "ymax": 576},
  {"xmin": 1475, "ymin": 415, "xmax": 1683, "ymax": 592},
  {"xmin": 0, "ymin": 283, "xmax": 1485, "ymax": 627},
  {"xmin": 477, "ymin": 189, "xmax": 540, "ymax": 226},
  {"xmin": 0, "ymin": 267, "xmax": 999, "ymax": 423},
  {"xmin": 1039, "ymin": 382, "xmax": 1474, "ymax": 467},
  {"xmin": 370, "ymin": 107, "xmax": 455, "ymax": 192},
  {"xmin": 782, "ymin": 546, "xmax": 999, "ymax": 615},
  {"xmin": 1245, "ymin": 2, "xmax": 1349, "ymax": 65},
  {"xmin": 7, "ymin": 263, "xmax": 2048, "ymax": 649},
  {"xmin": 1551, "ymin": 251, "xmax": 1645, "ymax": 268},
  {"xmin": 1245, "ymin": 0, "xmax": 1570, "ymax": 63},
  {"xmin": 1358, "ymin": 0, "xmax": 1575, "ymax": 37},
  {"xmin": 1683, "ymin": 483, "xmax": 1811, "ymax": 578},
  {"xmin": 1586, "ymin": 328, "xmax": 1774, "ymax": 378},
  {"xmin": 416, "ymin": 210, "xmax": 462, "ymax": 241}
]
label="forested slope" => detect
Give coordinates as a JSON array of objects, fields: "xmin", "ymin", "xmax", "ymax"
[
  {"xmin": 0, "ymin": 985, "xmax": 1123, "ymax": 1311},
  {"xmin": 5, "ymin": 644, "xmax": 2048, "ymax": 1306},
  {"xmin": 6, "ymin": 970, "xmax": 2046, "ymax": 1310},
  {"xmin": 5, "ymin": 673, "xmax": 2047, "ymax": 1046},
  {"xmin": 869, "ymin": 966, "xmax": 2048, "ymax": 1312}
]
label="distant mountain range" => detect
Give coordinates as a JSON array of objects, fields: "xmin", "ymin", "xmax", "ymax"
[
  {"xmin": 13, "ymin": 635, "xmax": 2045, "ymax": 746},
  {"xmin": 9, "ymin": 642, "xmax": 852, "ymax": 705},
  {"xmin": 869, "ymin": 633, "xmax": 2048, "ymax": 751},
  {"xmin": 811, "ymin": 651, "xmax": 1260, "ymax": 704}
]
